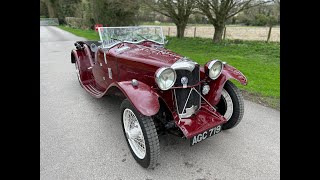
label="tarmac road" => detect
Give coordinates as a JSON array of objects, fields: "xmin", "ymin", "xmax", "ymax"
[{"xmin": 40, "ymin": 26, "xmax": 280, "ymax": 180}]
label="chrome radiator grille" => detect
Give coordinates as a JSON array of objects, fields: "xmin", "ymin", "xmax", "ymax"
[{"xmin": 174, "ymin": 65, "xmax": 200, "ymax": 115}]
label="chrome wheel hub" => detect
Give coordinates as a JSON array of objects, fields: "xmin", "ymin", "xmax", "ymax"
[
  {"xmin": 123, "ymin": 109, "xmax": 146, "ymax": 159},
  {"xmin": 221, "ymin": 89, "xmax": 234, "ymax": 121}
]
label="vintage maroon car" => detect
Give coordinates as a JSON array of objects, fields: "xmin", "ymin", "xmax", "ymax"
[{"xmin": 71, "ymin": 26, "xmax": 247, "ymax": 168}]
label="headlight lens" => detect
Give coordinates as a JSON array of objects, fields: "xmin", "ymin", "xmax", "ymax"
[
  {"xmin": 207, "ymin": 60, "xmax": 223, "ymax": 80},
  {"xmin": 155, "ymin": 67, "xmax": 176, "ymax": 90}
]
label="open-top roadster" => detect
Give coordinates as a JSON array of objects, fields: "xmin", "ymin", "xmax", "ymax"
[{"xmin": 71, "ymin": 26, "xmax": 247, "ymax": 168}]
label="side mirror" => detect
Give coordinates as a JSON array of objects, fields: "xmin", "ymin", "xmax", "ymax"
[{"xmin": 90, "ymin": 43, "xmax": 98, "ymax": 52}]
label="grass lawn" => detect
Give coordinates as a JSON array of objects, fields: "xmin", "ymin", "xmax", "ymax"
[
  {"xmin": 57, "ymin": 25, "xmax": 280, "ymax": 110},
  {"xmin": 58, "ymin": 25, "xmax": 100, "ymax": 40},
  {"xmin": 166, "ymin": 37, "xmax": 280, "ymax": 109}
]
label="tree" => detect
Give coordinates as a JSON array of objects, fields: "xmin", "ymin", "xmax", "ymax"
[
  {"xmin": 40, "ymin": 0, "xmax": 49, "ymax": 17},
  {"xmin": 236, "ymin": 1, "xmax": 279, "ymax": 26},
  {"xmin": 197, "ymin": 0, "xmax": 272, "ymax": 43},
  {"xmin": 42, "ymin": 0, "xmax": 81, "ymax": 23},
  {"xmin": 42, "ymin": 0, "xmax": 57, "ymax": 18},
  {"xmin": 90, "ymin": 0, "xmax": 140, "ymax": 26},
  {"xmin": 142, "ymin": 0, "xmax": 197, "ymax": 38},
  {"xmin": 266, "ymin": 1, "xmax": 279, "ymax": 42}
]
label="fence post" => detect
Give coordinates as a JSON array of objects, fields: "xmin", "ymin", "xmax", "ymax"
[
  {"xmin": 267, "ymin": 25, "xmax": 272, "ymax": 43},
  {"xmin": 194, "ymin": 27, "xmax": 197, "ymax": 37},
  {"xmin": 223, "ymin": 26, "xmax": 227, "ymax": 40},
  {"xmin": 168, "ymin": 27, "xmax": 170, "ymax": 36}
]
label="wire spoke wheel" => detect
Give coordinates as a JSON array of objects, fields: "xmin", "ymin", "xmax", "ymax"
[
  {"xmin": 220, "ymin": 89, "xmax": 234, "ymax": 121},
  {"xmin": 120, "ymin": 99, "xmax": 160, "ymax": 169},
  {"xmin": 123, "ymin": 109, "xmax": 146, "ymax": 159}
]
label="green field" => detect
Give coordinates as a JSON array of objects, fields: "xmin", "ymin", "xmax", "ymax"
[
  {"xmin": 58, "ymin": 25, "xmax": 100, "ymax": 40},
  {"xmin": 58, "ymin": 25, "xmax": 280, "ymax": 109},
  {"xmin": 166, "ymin": 37, "xmax": 280, "ymax": 109}
]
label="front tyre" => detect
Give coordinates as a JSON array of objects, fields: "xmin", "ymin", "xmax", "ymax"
[
  {"xmin": 120, "ymin": 99, "xmax": 160, "ymax": 169},
  {"xmin": 216, "ymin": 80, "xmax": 244, "ymax": 130}
]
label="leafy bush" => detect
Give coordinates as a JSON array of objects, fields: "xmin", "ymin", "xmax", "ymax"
[
  {"xmin": 252, "ymin": 14, "xmax": 269, "ymax": 26},
  {"xmin": 65, "ymin": 17, "xmax": 86, "ymax": 29}
]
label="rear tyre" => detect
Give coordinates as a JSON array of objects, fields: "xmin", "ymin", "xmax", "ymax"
[
  {"xmin": 120, "ymin": 99, "xmax": 160, "ymax": 169},
  {"xmin": 216, "ymin": 80, "xmax": 244, "ymax": 130}
]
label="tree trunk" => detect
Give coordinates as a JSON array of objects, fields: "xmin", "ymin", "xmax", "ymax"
[
  {"xmin": 176, "ymin": 24, "xmax": 186, "ymax": 38},
  {"xmin": 213, "ymin": 24, "xmax": 225, "ymax": 43},
  {"xmin": 266, "ymin": 25, "xmax": 272, "ymax": 43},
  {"xmin": 46, "ymin": 1, "xmax": 56, "ymax": 18}
]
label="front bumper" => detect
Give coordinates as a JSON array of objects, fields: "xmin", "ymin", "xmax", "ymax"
[{"xmin": 173, "ymin": 104, "xmax": 227, "ymax": 139}]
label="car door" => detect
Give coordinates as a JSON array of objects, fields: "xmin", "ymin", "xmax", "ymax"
[
  {"xmin": 91, "ymin": 49, "xmax": 107, "ymax": 90},
  {"xmin": 94, "ymin": 48, "xmax": 118, "ymax": 90}
]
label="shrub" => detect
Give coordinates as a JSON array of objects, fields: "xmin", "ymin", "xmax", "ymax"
[
  {"xmin": 252, "ymin": 14, "xmax": 269, "ymax": 26},
  {"xmin": 65, "ymin": 17, "xmax": 86, "ymax": 29}
]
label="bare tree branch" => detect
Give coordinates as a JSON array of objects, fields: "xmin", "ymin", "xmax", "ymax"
[
  {"xmin": 226, "ymin": 0, "xmax": 273, "ymax": 19},
  {"xmin": 141, "ymin": 0, "xmax": 197, "ymax": 38},
  {"xmin": 197, "ymin": 0, "xmax": 274, "ymax": 43}
]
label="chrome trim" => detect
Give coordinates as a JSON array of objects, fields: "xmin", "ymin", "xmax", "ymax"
[
  {"xmin": 174, "ymin": 88, "xmax": 199, "ymax": 119},
  {"xmin": 173, "ymin": 89, "xmax": 182, "ymax": 123},
  {"xmin": 208, "ymin": 60, "xmax": 224, "ymax": 80},
  {"xmin": 104, "ymin": 52, "xmax": 107, "ymax": 64},
  {"xmin": 192, "ymin": 87, "xmax": 216, "ymax": 111},
  {"xmin": 108, "ymin": 68, "xmax": 112, "ymax": 79},
  {"xmin": 90, "ymin": 43, "xmax": 98, "ymax": 52},
  {"xmin": 131, "ymin": 79, "xmax": 139, "ymax": 86},
  {"xmin": 181, "ymin": 76, "xmax": 188, "ymax": 88},
  {"xmin": 173, "ymin": 86, "xmax": 217, "ymax": 121},
  {"xmin": 171, "ymin": 57, "xmax": 198, "ymax": 72},
  {"xmin": 173, "ymin": 62, "xmax": 202, "ymax": 120},
  {"xmin": 221, "ymin": 89, "xmax": 233, "ymax": 121},
  {"xmin": 180, "ymin": 105, "xmax": 198, "ymax": 119},
  {"xmin": 155, "ymin": 67, "xmax": 176, "ymax": 90},
  {"xmin": 123, "ymin": 108, "xmax": 146, "ymax": 159},
  {"xmin": 181, "ymin": 89, "xmax": 193, "ymax": 115},
  {"xmin": 98, "ymin": 26, "xmax": 165, "ymax": 49},
  {"xmin": 115, "ymin": 46, "xmax": 130, "ymax": 53},
  {"xmin": 202, "ymin": 85, "xmax": 210, "ymax": 95}
]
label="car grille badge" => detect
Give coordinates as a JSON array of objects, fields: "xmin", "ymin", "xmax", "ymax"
[{"xmin": 181, "ymin": 76, "xmax": 188, "ymax": 88}]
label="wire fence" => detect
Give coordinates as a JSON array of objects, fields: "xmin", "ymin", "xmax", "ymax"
[
  {"xmin": 40, "ymin": 18, "xmax": 59, "ymax": 26},
  {"xmin": 162, "ymin": 25, "xmax": 280, "ymax": 42}
]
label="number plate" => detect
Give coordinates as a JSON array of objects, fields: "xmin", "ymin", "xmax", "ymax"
[{"xmin": 190, "ymin": 125, "xmax": 222, "ymax": 146}]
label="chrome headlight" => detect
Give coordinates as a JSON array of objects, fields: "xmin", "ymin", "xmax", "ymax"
[
  {"xmin": 155, "ymin": 67, "xmax": 176, "ymax": 90},
  {"xmin": 207, "ymin": 60, "xmax": 224, "ymax": 80}
]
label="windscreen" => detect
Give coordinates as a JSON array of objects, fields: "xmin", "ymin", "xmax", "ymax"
[{"xmin": 98, "ymin": 26, "xmax": 164, "ymax": 48}]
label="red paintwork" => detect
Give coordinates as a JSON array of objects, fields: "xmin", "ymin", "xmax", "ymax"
[
  {"xmin": 204, "ymin": 63, "xmax": 248, "ymax": 106},
  {"xmin": 116, "ymin": 81, "xmax": 160, "ymax": 116},
  {"xmin": 172, "ymin": 104, "xmax": 227, "ymax": 139},
  {"xmin": 71, "ymin": 40, "xmax": 247, "ymax": 138}
]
